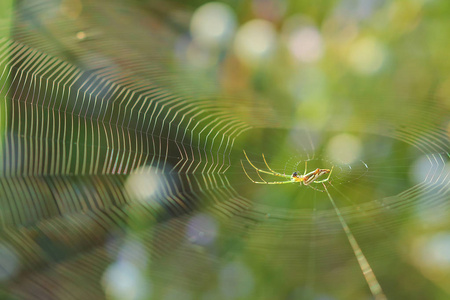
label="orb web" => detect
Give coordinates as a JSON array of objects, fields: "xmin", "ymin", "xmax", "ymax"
[{"xmin": 0, "ymin": 0, "xmax": 449, "ymax": 299}]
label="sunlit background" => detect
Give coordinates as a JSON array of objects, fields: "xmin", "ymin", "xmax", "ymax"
[{"xmin": 0, "ymin": 0, "xmax": 450, "ymax": 299}]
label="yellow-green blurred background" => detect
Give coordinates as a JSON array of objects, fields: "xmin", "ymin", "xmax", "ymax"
[{"xmin": 0, "ymin": 0, "xmax": 449, "ymax": 299}]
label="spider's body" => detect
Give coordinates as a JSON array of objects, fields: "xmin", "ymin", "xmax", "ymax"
[
  {"xmin": 291, "ymin": 168, "xmax": 331, "ymax": 185},
  {"xmin": 241, "ymin": 150, "xmax": 333, "ymax": 189}
]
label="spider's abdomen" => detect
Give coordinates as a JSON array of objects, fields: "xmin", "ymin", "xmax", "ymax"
[{"xmin": 291, "ymin": 176, "xmax": 303, "ymax": 183}]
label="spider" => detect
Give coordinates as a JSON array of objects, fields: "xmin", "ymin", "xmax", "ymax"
[{"xmin": 241, "ymin": 150, "xmax": 333, "ymax": 188}]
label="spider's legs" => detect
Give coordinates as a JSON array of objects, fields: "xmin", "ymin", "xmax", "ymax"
[
  {"xmin": 304, "ymin": 161, "xmax": 308, "ymax": 176},
  {"xmin": 243, "ymin": 150, "xmax": 290, "ymax": 179},
  {"xmin": 262, "ymin": 153, "xmax": 280, "ymax": 175},
  {"xmin": 255, "ymin": 169, "xmax": 268, "ymax": 183},
  {"xmin": 313, "ymin": 166, "xmax": 334, "ymax": 184},
  {"xmin": 241, "ymin": 160, "xmax": 294, "ymax": 184},
  {"xmin": 307, "ymin": 184, "xmax": 324, "ymax": 192}
]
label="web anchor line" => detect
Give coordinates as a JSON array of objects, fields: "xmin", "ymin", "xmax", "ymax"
[{"xmin": 322, "ymin": 183, "xmax": 386, "ymax": 300}]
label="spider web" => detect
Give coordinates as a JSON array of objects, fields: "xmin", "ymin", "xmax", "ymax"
[{"xmin": 0, "ymin": 0, "xmax": 450, "ymax": 299}]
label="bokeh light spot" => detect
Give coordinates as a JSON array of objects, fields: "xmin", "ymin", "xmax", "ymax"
[
  {"xmin": 286, "ymin": 25, "xmax": 323, "ymax": 63},
  {"xmin": 186, "ymin": 213, "xmax": 218, "ymax": 246},
  {"xmin": 0, "ymin": 243, "xmax": 19, "ymax": 281},
  {"xmin": 102, "ymin": 260, "xmax": 150, "ymax": 300},
  {"xmin": 76, "ymin": 31, "xmax": 86, "ymax": 40},
  {"xmin": 326, "ymin": 134, "xmax": 362, "ymax": 164},
  {"xmin": 125, "ymin": 166, "xmax": 163, "ymax": 203},
  {"xmin": 190, "ymin": 2, "xmax": 236, "ymax": 48},
  {"xmin": 410, "ymin": 154, "xmax": 449, "ymax": 185},
  {"xmin": 60, "ymin": 0, "xmax": 82, "ymax": 19},
  {"xmin": 413, "ymin": 233, "xmax": 450, "ymax": 270},
  {"xmin": 219, "ymin": 262, "xmax": 254, "ymax": 299},
  {"xmin": 234, "ymin": 19, "xmax": 277, "ymax": 66},
  {"xmin": 348, "ymin": 37, "xmax": 386, "ymax": 75},
  {"xmin": 252, "ymin": 0, "xmax": 287, "ymax": 22}
]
